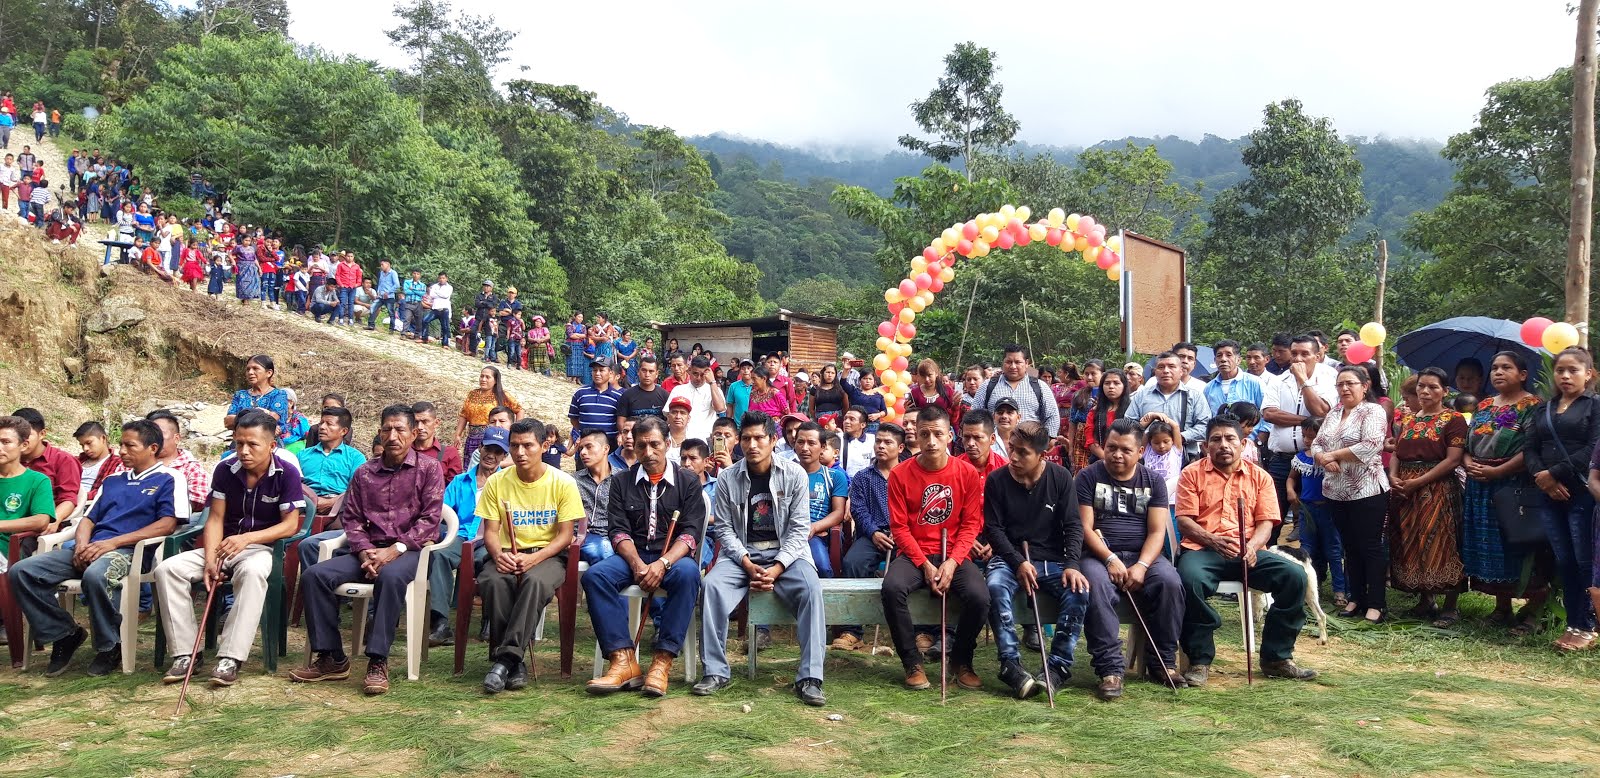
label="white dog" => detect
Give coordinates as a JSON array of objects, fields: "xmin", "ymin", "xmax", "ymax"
[{"xmin": 1262, "ymin": 545, "xmax": 1329, "ymax": 644}]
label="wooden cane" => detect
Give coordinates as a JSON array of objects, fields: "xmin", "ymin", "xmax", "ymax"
[
  {"xmin": 174, "ymin": 577, "xmax": 220, "ymax": 715},
  {"xmin": 939, "ymin": 528, "xmax": 949, "ymax": 705},
  {"xmin": 634, "ymin": 511, "xmax": 680, "ymax": 650},
  {"xmin": 1238, "ymin": 497, "xmax": 1253, "ymax": 686},
  {"xmin": 502, "ymin": 500, "xmax": 530, "ymax": 677},
  {"xmin": 871, "ymin": 546, "xmax": 893, "ymax": 656},
  {"xmin": 1021, "ymin": 542, "xmax": 1055, "ymax": 709}
]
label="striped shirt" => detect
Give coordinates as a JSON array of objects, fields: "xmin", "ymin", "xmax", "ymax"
[{"xmin": 569, "ymin": 385, "xmax": 624, "ymax": 436}]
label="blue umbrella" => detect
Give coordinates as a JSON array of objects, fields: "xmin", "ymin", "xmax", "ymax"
[
  {"xmin": 1393, "ymin": 316, "xmax": 1546, "ymax": 379},
  {"xmin": 1144, "ymin": 345, "xmax": 1216, "ymax": 380}
]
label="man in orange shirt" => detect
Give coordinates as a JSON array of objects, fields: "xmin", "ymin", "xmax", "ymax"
[{"xmin": 1174, "ymin": 416, "xmax": 1317, "ymax": 687}]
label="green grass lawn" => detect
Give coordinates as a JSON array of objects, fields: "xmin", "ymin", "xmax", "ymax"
[{"xmin": 2, "ymin": 591, "xmax": 1598, "ymax": 778}]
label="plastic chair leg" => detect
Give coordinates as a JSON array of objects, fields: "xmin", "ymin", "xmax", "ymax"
[
  {"xmin": 119, "ymin": 575, "xmax": 139, "ymax": 674},
  {"xmin": 406, "ymin": 589, "xmax": 423, "ymax": 681},
  {"xmin": 453, "ymin": 549, "xmax": 476, "ymax": 675},
  {"xmin": 0, "ymin": 576, "xmax": 25, "ymax": 669}
]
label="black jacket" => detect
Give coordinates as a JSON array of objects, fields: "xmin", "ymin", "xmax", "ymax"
[
  {"xmin": 1523, "ymin": 394, "xmax": 1600, "ymax": 490},
  {"xmin": 605, "ymin": 462, "xmax": 707, "ymax": 555},
  {"xmin": 981, "ymin": 462, "xmax": 1082, "ymax": 570}
]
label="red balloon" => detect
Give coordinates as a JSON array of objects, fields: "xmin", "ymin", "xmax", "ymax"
[
  {"xmin": 1045, "ymin": 228, "xmax": 1064, "ymax": 246},
  {"xmin": 914, "ymin": 272, "xmax": 933, "ymax": 289},
  {"xmin": 957, "ymin": 239, "xmax": 974, "ymax": 256},
  {"xmin": 894, "ymin": 398, "xmax": 906, "ymax": 414},
  {"xmin": 898, "ymin": 322, "xmax": 917, "ymax": 340},
  {"xmin": 1521, "ymin": 316, "xmax": 1554, "ymax": 347},
  {"xmin": 1345, "ymin": 342, "xmax": 1376, "ymax": 363},
  {"xmin": 891, "ymin": 356, "xmax": 909, "ymax": 372},
  {"xmin": 1006, "ymin": 218, "xmax": 1025, "ymax": 234},
  {"xmin": 1096, "ymin": 252, "xmax": 1115, "ymax": 270},
  {"xmin": 930, "ymin": 277, "xmax": 945, "ymax": 293},
  {"xmin": 922, "ymin": 247, "xmax": 939, "ymax": 263},
  {"xmin": 1014, "ymin": 230, "xmax": 1032, "ymax": 247},
  {"xmin": 995, "ymin": 232, "xmax": 1015, "ymax": 250},
  {"xmin": 1086, "ymin": 232, "xmax": 1104, "ymax": 248},
  {"xmin": 889, "ymin": 301, "xmax": 904, "ymax": 315},
  {"xmin": 962, "ymin": 221, "xmax": 979, "ymax": 240},
  {"xmin": 878, "ymin": 321, "xmax": 895, "ymax": 338},
  {"xmin": 899, "ymin": 279, "xmax": 917, "ymax": 298}
]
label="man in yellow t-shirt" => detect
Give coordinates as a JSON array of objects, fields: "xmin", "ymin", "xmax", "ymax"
[{"xmin": 475, "ymin": 418, "xmax": 582, "ymax": 694}]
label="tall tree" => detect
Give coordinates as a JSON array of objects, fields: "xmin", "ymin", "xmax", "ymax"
[
  {"xmin": 384, "ymin": 0, "xmax": 451, "ymax": 123},
  {"xmin": 897, "ymin": 41, "xmax": 1019, "ymax": 181},
  {"xmin": 1568, "ymin": 0, "xmax": 1598, "ymax": 331}
]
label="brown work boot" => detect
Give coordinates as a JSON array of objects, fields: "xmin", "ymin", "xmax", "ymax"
[
  {"xmin": 904, "ymin": 665, "xmax": 931, "ymax": 690},
  {"xmin": 641, "ymin": 650, "xmax": 674, "ymax": 697},
  {"xmin": 954, "ymin": 664, "xmax": 982, "ymax": 690},
  {"xmin": 829, "ymin": 632, "xmax": 864, "ymax": 651},
  {"xmin": 289, "ymin": 652, "xmax": 350, "ymax": 683},
  {"xmin": 363, "ymin": 658, "xmax": 390, "ymax": 695},
  {"xmin": 914, "ymin": 633, "xmax": 934, "ymax": 654},
  {"xmin": 1096, "ymin": 675, "xmax": 1124, "ymax": 701},
  {"xmin": 587, "ymin": 648, "xmax": 643, "ymax": 694}
]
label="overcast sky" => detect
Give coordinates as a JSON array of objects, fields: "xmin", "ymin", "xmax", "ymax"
[{"xmin": 288, "ymin": 0, "xmax": 1580, "ymax": 153}]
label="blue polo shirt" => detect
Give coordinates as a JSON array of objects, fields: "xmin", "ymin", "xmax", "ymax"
[
  {"xmin": 443, "ymin": 470, "xmax": 484, "ymax": 540},
  {"xmin": 296, "ymin": 442, "xmax": 367, "ymax": 496},
  {"xmin": 569, "ymin": 385, "xmax": 623, "ymax": 436},
  {"xmin": 210, "ymin": 457, "xmax": 306, "ymax": 536},
  {"xmin": 88, "ymin": 464, "xmax": 189, "ymax": 542}
]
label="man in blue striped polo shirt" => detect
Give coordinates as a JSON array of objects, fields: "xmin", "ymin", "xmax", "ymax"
[{"xmin": 569, "ymin": 358, "xmax": 623, "ymax": 445}]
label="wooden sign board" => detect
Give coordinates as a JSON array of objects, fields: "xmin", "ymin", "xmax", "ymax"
[{"xmin": 1121, "ymin": 231, "xmax": 1188, "ymax": 356}]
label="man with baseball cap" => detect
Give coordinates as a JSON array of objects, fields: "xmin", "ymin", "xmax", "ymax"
[
  {"xmin": 472, "ymin": 281, "xmax": 499, "ymax": 358},
  {"xmin": 666, "ymin": 396, "xmax": 693, "ymax": 464}
]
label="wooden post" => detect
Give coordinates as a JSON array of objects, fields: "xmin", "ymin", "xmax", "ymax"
[
  {"xmin": 1568, "ymin": 0, "xmax": 1599, "ymax": 336},
  {"xmin": 1374, "ymin": 240, "xmax": 1388, "ymax": 324},
  {"xmin": 953, "ymin": 273, "xmax": 980, "ymax": 371}
]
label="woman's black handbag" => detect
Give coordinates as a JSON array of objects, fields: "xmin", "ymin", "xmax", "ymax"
[{"xmin": 1492, "ymin": 486, "xmax": 1548, "ymax": 549}]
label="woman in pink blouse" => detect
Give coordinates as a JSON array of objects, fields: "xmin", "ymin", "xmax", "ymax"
[{"xmin": 1312, "ymin": 365, "xmax": 1392, "ymax": 623}]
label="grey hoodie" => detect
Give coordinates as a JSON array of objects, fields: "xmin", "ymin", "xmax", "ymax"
[{"xmin": 711, "ymin": 454, "xmax": 813, "ymax": 571}]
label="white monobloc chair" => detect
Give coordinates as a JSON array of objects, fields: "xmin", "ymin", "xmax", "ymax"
[{"xmin": 307, "ymin": 505, "xmax": 457, "ymax": 681}]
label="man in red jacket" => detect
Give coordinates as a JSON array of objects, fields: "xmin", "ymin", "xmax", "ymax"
[{"xmin": 880, "ymin": 404, "xmax": 988, "ymax": 691}]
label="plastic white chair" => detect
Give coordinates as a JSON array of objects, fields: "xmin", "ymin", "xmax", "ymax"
[
  {"xmin": 1215, "ymin": 580, "xmax": 1272, "ymax": 657},
  {"xmin": 591, "ymin": 521, "xmax": 711, "ymax": 682},
  {"xmin": 307, "ymin": 505, "xmax": 457, "ymax": 681},
  {"xmin": 21, "ymin": 515, "xmax": 171, "ymax": 674}
]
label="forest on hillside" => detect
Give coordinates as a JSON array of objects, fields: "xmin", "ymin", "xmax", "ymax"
[{"xmin": 1, "ymin": 1, "xmax": 1591, "ymax": 364}]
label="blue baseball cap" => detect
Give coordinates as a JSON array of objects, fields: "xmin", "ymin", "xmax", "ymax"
[{"xmin": 481, "ymin": 426, "xmax": 510, "ymax": 453}]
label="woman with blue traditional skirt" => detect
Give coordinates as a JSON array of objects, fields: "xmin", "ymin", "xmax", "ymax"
[
  {"xmin": 565, "ymin": 312, "xmax": 588, "ymax": 385},
  {"xmin": 1461, "ymin": 351, "xmax": 1550, "ymax": 636},
  {"xmin": 615, "ymin": 329, "xmax": 639, "ymax": 387}
]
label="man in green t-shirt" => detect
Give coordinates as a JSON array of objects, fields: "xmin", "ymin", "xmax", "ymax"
[
  {"xmin": 0, "ymin": 415, "xmax": 55, "ymax": 563},
  {"xmin": 474, "ymin": 418, "xmax": 582, "ymax": 695}
]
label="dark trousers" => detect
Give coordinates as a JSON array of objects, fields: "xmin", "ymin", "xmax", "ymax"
[
  {"xmin": 303, "ymin": 550, "xmax": 421, "ymax": 659},
  {"xmin": 1263, "ymin": 452, "xmax": 1293, "ymax": 545},
  {"xmin": 1540, "ymin": 492, "xmax": 1597, "ymax": 631},
  {"xmin": 368, "ymin": 297, "xmax": 396, "ymax": 329},
  {"xmin": 838, "ymin": 538, "xmax": 886, "ymax": 638},
  {"xmin": 1081, "ymin": 551, "xmax": 1184, "ymax": 677},
  {"xmin": 1177, "ymin": 548, "xmax": 1306, "ymax": 665},
  {"xmin": 881, "ymin": 554, "xmax": 988, "ymax": 671},
  {"xmin": 420, "ymin": 309, "xmax": 450, "ymax": 344},
  {"xmin": 478, "ymin": 553, "xmax": 567, "ymax": 663},
  {"xmin": 1329, "ymin": 492, "xmax": 1388, "ymax": 612}
]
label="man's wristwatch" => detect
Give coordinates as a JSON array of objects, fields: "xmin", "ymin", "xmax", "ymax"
[{"xmin": 393, "ymin": 542, "xmax": 408, "ymax": 555}]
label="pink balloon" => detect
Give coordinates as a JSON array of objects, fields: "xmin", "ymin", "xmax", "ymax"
[
  {"xmin": 1078, "ymin": 215, "xmax": 1097, "ymax": 232},
  {"xmin": 1345, "ymin": 342, "xmax": 1376, "ymax": 364},
  {"xmin": 897, "ymin": 322, "xmax": 917, "ymax": 340},
  {"xmin": 914, "ymin": 272, "xmax": 933, "ymax": 290},
  {"xmin": 927, "ymin": 261, "xmax": 944, "ymax": 275},
  {"xmin": 899, "ymin": 279, "xmax": 917, "ymax": 298},
  {"xmin": 962, "ymin": 221, "xmax": 979, "ymax": 240},
  {"xmin": 1014, "ymin": 230, "xmax": 1032, "ymax": 247},
  {"xmin": 1092, "ymin": 224, "xmax": 1107, "ymax": 239},
  {"xmin": 891, "ymin": 356, "xmax": 909, "ymax": 372},
  {"xmin": 889, "ymin": 301, "xmax": 904, "ymax": 315},
  {"xmin": 1096, "ymin": 252, "xmax": 1116, "ymax": 270},
  {"xmin": 1045, "ymin": 228, "xmax": 1064, "ymax": 246},
  {"xmin": 957, "ymin": 239, "xmax": 974, "ymax": 256},
  {"xmin": 995, "ymin": 232, "xmax": 1015, "ymax": 250},
  {"xmin": 922, "ymin": 246, "xmax": 940, "ymax": 263},
  {"xmin": 1521, "ymin": 316, "xmax": 1554, "ymax": 347},
  {"xmin": 1086, "ymin": 232, "xmax": 1104, "ymax": 248},
  {"xmin": 1006, "ymin": 218, "xmax": 1025, "ymax": 234},
  {"xmin": 930, "ymin": 277, "xmax": 945, "ymax": 293},
  {"xmin": 878, "ymin": 321, "xmax": 895, "ymax": 338}
]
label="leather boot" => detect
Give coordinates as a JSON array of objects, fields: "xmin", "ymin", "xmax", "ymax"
[
  {"xmin": 641, "ymin": 650, "xmax": 674, "ymax": 697},
  {"xmin": 586, "ymin": 648, "xmax": 642, "ymax": 695}
]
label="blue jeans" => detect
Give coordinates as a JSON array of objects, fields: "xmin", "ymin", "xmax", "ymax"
[
  {"xmin": 420, "ymin": 308, "xmax": 451, "ymax": 344},
  {"xmin": 580, "ymin": 532, "xmax": 614, "ymax": 566},
  {"xmin": 808, "ymin": 535, "xmax": 833, "ymax": 578},
  {"xmin": 582, "ymin": 550, "xmax": 701, "ymax": 655},
  {"xmin": 507, "ymin": 339, "xmax": 521, "ymax": 368},
  {"xmin": 985, "ymin": 558, "xmax": 1087, "ymax": 671},
  {"xmin": 288, "ymin": 290, "xmax": 307, "ymax": 314},
  {"xmin": 1540, "ymin": 491, "xmax": 1597, "ymax": 631},
  {"xmin": 368, "ymin": 297, "xmax": 396, "ymax": 329},
  {"xmin": 311, "ymin": 301, "xmax": 338, "ymax": 323},
  {"xmin": 336, "ymin": 287, "xmax": 355, "ymax": 321},
  {"xmin": 1298, "ymin": 500, "xmax": 1347, "ymax": 595},
  {"xmin": 483, "ymin": 334, "xmax": 497, "ymax": 362},
  {"xmin": 10, "ymin": 547, "xmax": 132, "ymax": 652}
]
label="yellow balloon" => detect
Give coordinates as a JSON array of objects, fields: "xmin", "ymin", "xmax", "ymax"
[
  {"xmin": 1084, "ymin": 246, "xmax": 1101, "ymax": 264},
  {"xmin": 873, "ymin": 353, "xmax": 890, "ymax": 371},
  {"xmin": 1058, "ymin": 236, "xmax": 1075, "ymax": 253},
  {"xmin": 999, "ymin": 204, "xmax": 1016, "ymax": 219},
  {"xmin": 1066, "ymin": 213, "xmax": 1081, "ymax": 231},
  {"xmin": 1074, "ymin": 236, "xmax": 1089, "ymax": 252},
  {"xmin": 1028, "ymin": 223, "xmax": 1047, "ymax": 242},
  {"xmin": 1544, "ymin": 321, "xmax": 1580, "ymax": 352},
  {"xmin": 1047, "ymin": 207, "xmax": 1066, "ymax": 227},
  {"xmin": 1015, "ymin": 206, "xmax": 1032, "ymax": 223},
  {"xmin": 1105, "ymin": 235, "xmax": 1123, "ymax": 253},
  {"xmin": 899, "ymin": 342, "xmax": 915, "ymax": 358},
  {"xmin": 908, "ymin": 296, "xmax": 926, "ymax": 313},
  {"xmin": 899, "ymin": 308, "xmax": 916, "ymax": 324},
  {"xmin": 1106, "ymin": 264, "xmax": 1122, "ymax": 281},
  {"xmin": 876, "ymin": 336, "xmax": 893, "ymax": 352},
  {"xmin": 1359, "ymin": 321, "xmax": 1387, "ymax": 347},
  {"xmin": 939, "ymin": 266, "xmax": 955, "ymax": 283},
  {"xmin": 910, "ymin": 257, "xmax": 928, "ymax": 274},
  {"xmin": 974, "ymin": 242, "xmax": 991, "ymax": 257},
  {"xmin": 942, "ymin": 228, "xmax": 960, "ymax": 247},
  {"xmin": 980, "ymin": 225, "xmax": 1000, "ymax": 243},
  {"xmin": 885, "ymin": 288, "xmax": 903, "ymax": 304},
  {"xmin": 975, "ymin": 213, "xmax": 994, "ymax": 231},
  {"xmin": 894, "ymin": 381, "xmax": 911, "ymax": 396}
]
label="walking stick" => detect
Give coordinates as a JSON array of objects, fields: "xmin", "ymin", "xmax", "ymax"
[
  {"xmin": 174, "ymin": 577, "xmax": 220, "ymax": 715},
  {"xmin": 1238, "ymin": 497, "xmax": 1253, "ymax": 686},
  {"xmin": 939, "ymin": 528, "xmax": 949, "ymax": 705},
  {"xmin": 502, "ymin": 500, "xmax": 531, "ymax": 678},
  {"xmin": 1096, "ymin": 531, "xmax": 1178, "ymax": 695},
  {"xmin": 871, "ymin": 546, "xmax": 893, "ymax": 657},
  {"xmin": 634, "ymin": 511, "xmax": 680, "ymax": 650},
  {"xmin": 1021, "ymin": 542, "xmax": 1055, "ymax": 709}
]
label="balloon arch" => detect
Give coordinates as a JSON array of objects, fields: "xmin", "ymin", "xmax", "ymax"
[{"xmin": 872, "ymin": 205, "xmax": 1123, "ymax": 424}]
